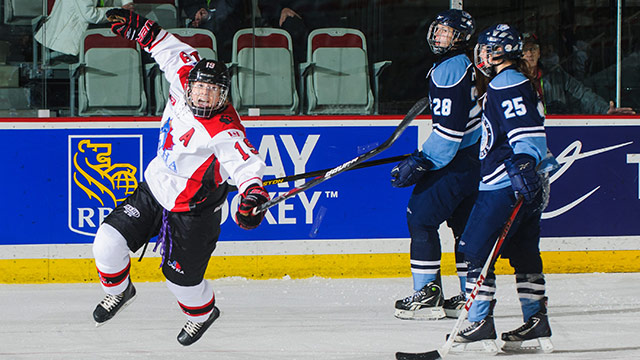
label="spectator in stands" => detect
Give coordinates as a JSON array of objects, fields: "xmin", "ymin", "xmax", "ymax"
[
  {"xmin": 181, "ymin": 0, "xmax": 246, "ymax": 63},
  {"xmin": 522, "ymin": 32, "xmax": 635, "ymax": 115},
  {"xmin": 258, "ymin": 1, "xmax": 342, "ymax": 63},
  {"xmin": 34, "ymin": 0, "xmax": 134, "ymax": 57}
]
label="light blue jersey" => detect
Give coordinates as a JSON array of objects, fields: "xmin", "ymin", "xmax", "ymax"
[
  {"xmin": 422, "ymin": 53, "xmax": 482, "ymax": 169},
  {"xmin": 478, "ymin": 66, "xmax": 546, "ymax": 191}
]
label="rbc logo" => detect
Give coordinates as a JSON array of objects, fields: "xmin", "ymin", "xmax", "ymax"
[{"xmin": 68, "ymin": 135, "xmax": 143, "ymax": 236}]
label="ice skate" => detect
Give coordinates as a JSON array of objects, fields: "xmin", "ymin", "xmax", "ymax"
[
  {"xmin": 448, "ymin": 300, "xmax": 498, "ymax": 355},
  {"xmin": 93, "ymin": 280, "xmax": 137, "ymax": 326},
  {"xmin": 502, "ymin": 297, "xmax": 553, "ymax": 353},
  {"xmin": 394, "ymin": 282, "xmax": 445, "ymax": 320},
  {"xmin": 177, "ymin": 306, "xmax": 220, "ymax": 346},
  {"xmin": 443, "ymin": 292, "xmax": 466, "ymax": 318}
]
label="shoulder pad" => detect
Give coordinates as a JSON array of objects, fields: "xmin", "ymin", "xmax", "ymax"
[
  {"xmin": 431, "ymin": 54, "xmax": 472, "ymax": 88},
  {"xmin": 489, "ymin": 69, "xmax": 529, "ymax": 90}
]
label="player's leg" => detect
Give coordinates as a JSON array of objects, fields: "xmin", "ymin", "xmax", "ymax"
[
  {"xmin": 444, "ymin": 191, "xmax": 477, "ymax": 318},
  {"xmin": 162, "ymin": 205, "xmax": 221, "ymax": 346},
  {"xmin": 501, "ymin": 199, "xmax": 553, "ymax": 353},
  {"xmin": 454, "ymin": 188, "xmax": 516, "ymax": 353},
  {"xmin": 92, "ymin": 182, "xmax": 162, "ymax": 325},
  {"xmin": 441, "ymin": 145, "xmax": 480, "ymax": 317},
  {"xmin": 395, "ymin": 171, "xmax": 463, "ymax": 320}
]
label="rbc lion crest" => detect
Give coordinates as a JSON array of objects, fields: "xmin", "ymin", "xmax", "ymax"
[{"xmin": 68, "ymin": 135, "xmax": 143, "ymax": 236}]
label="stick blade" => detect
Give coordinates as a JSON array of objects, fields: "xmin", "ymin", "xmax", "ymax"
[{"xmin": 395, "ymin": 350, "xmax": 441, "ymax": 360}]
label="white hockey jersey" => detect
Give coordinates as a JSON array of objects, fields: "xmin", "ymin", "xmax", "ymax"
[{"xmin": 143, "ymin": 30, "xmax": 265, "ymax": 212}]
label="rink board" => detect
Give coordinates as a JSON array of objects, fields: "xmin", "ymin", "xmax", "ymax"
[{"xmin": 2, "ymin": 115, "xmax": 640, "ymax": 282}]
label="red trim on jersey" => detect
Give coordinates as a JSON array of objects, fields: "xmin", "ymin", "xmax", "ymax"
[
  {"xmin": 238, "ymin": 177, "xmax": 261, "ymax": 191},
  {"xmin": 196, "ymin": 105, "xmax": 246, "ymax": 138},
  {"xmin": 214, "ymin": 158, "xmax": 223, "ymax": 185},
  {"xmin": 148, "ymin": 31, "xmax": 169, "ymax": 51},
  {"xmin": 172, "ymin": 154, "xmax": 217, "ymax": 212},
  {"xmin": 177, "ymin": 64, "xmax": 194, "ymax": 90}
]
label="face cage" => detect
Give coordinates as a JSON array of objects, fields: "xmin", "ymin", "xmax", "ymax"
[
  {"xmin": 427, "ymin": 22, "xmax": 463, "ymax": 55},
  {"xmin": 185, "ymin": 83, "xmax": 229, "ymax": 118},
  {"xmin": 474, "ymin": 43, "xmax": 505, "ymax": 77}
]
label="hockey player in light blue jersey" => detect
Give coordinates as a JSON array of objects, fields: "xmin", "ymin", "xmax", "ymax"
[
  {"xmin": 391, "ymin": 9, "xmax": 482, "ymax": 321},
  {"xmin": 452, "ymin": 24, "xmax": 553, "ymax": 354}
]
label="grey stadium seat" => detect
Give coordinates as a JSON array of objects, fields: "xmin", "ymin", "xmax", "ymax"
[{"xmin": 70, "ymin": 29, "xmax": 147, "ymax": 116}]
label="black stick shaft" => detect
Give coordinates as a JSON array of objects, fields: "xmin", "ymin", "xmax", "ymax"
[
  {"xmin": 228, "ymin": 153, "xmax": 409, "ymax": 192},
  {"xmin": 254, "ymin": 97, "xmax": 428, "ymax": 213}
]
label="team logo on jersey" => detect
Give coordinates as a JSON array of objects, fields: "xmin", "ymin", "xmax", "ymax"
[
  {"xmin": 167, "ymin": 260, "xmax": 185, "ymax": 274},
  {"xmin": 69, "ymin": 135, "xmax": 143, "ymax": 236},
  {"xmin": 159, "ymin": 118, "xmax": 177, "ymax": 172},
  {"xmin": 479, "ymin": 114, "xmax": 494, "ymax": 159},
  {"xmin": 220, "ymin": 114, "xmax": 233, "ymax": 124},
  {"xmin": 160, "ymin": 119, "xmax": 175, "ymax": 151}
]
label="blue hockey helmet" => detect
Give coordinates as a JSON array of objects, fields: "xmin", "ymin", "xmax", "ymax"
[
  {"xmin": 474, "ymin": 24, "xmax": 523, "ymax": 77},
  {"xmin": 427, "ymin": 9, "xmax": 475, "ymax": 55}
]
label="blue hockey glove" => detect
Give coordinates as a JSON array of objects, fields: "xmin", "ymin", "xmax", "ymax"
[
  {"xmin": 390, "ymin": 150, "xmax": 434, "ymax": 188},
  {"xmin": 504, "ymin": 153, "xmax": 541, "ymax": 203}
]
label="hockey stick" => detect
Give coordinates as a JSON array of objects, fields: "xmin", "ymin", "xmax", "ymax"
[
  {"xmin": 254, "ymin": 97, "xmax": 429, "ymax": 213},
  {"xmin": 228, "ymin": 154, "xmax": 410, "ymax": 192},
  {"xmin": 396, "ymin": 196, "xmax": 525, "ymax": 360}
]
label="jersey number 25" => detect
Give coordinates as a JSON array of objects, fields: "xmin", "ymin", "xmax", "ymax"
[{"xmin": 502, "ymin": 97, "xmax": 527, "ymax": 118}]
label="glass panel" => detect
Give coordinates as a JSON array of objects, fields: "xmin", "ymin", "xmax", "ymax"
[{"xmin": 1, "ymin": 0, "xmax": 639, "ymax": 117}]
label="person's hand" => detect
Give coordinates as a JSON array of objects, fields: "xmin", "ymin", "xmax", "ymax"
[
  {"xmin": 192, "ymin": 8, "xmax": 209, "ymax": 27},
  {"xmin": 235, "ymin": 184, "xmax": 270, "ymax": 230},
  {"xmin": 106, "ymin": 8, "xmax": 161, "ymax": 48},
  {"xmin": 390, "ymin": 150, "xmax": 433, "ymax": 188},
  {"xmin": 607, "ymin": 101, "xmax": 636, "ymax": 115},
  {"xmin": 504, "ymin": 153, "xmax": 541, "ymax": 203},
  {"xmin": 279, "ymin": 7, "xmax": 301, "ymax": 26}
]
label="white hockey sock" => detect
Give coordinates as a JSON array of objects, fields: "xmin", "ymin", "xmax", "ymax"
[
  {"xmin": 166, "ymin": 279, "xmax": 215, "ymax": 323},
  {"xmin": 93, "ymin": 223, "xmax": 131, "ymax": 295}
]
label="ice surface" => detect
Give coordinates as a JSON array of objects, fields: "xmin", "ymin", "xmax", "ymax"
[{"xmin": 1, "ymin": 273, "xmax": 639, "ymax": 359}]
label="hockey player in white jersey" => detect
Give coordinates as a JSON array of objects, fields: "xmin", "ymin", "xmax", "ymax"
[
  {"xmin": 91, "ymin": 9, "xmax": 270, "ymax": 346},
  {"xmin": 391, "ymin": 9, "xmax": 481, "ymax": 320},
  {"xmin": 452, "ymin": 24, "xmax": 553, "ymax": 354}
]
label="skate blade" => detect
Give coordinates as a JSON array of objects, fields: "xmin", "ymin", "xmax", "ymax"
[
  {"xmin": 444, "ymin": 308, "xmax": 464, "ymax": 318},
  {"xmin": 94, "ymin": 293, "xmax": 137, "ymax": 327},
  {"xmin": 502, "ymin": 337, "xmax": 554, "ymax": 354},
  {"xmin": 450, "ymin": 339, "xmax": 499, "ymax": 355},
  {"xmin": 395, "ymin": 307, "xmax": 446, "ymax": 320}
]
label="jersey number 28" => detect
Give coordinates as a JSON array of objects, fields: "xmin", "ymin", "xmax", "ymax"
[{"xmin": 432, "ymin": 98, "xmax": 452, "ymax": 116}]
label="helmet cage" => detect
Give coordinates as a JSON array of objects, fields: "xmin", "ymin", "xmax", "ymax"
[
  {"xmin": 186, "ymin": 82, "xmax": 228, "ymax": 118},
  {"xmin": 427, "ymin": 23, "xmax": 464, "ymax": 55},
  {"xmin": 474, "ymin": 24, "xmax": 523, "ymax": 77},
  {"xmin": 474, "ymin": 43, "xmax": 506, "ymax": 77},
  {"xmin": 185, "ymin": 60, "xmax": 230, "ymax": 118},
  {"xmin": 427, "ymin": 9, "xmax": 475, "ymax": 55}
]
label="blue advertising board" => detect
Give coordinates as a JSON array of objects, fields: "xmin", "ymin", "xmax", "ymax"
[
  {"xmin": 3, "ymin": 119, "xmax": 417, "ymax": 245},
  {"xmin": 3, "ymin": 117, "xmax": 640, "ymax": 246}
]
